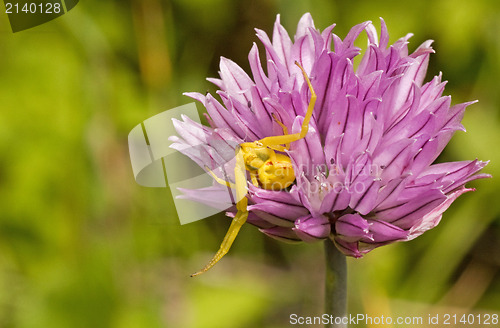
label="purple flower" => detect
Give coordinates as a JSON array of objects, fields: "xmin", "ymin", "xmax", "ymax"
[{"xmin": 170, "ymin": 13, "xmax": 490, "ymax": 258}]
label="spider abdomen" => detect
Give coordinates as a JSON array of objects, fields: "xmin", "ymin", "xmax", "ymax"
[{"xmin": 258, "ymin": 153, "xmax": 295, "ymax": 190}]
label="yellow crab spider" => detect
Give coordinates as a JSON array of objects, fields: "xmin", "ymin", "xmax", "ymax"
[{"xmin": 191, "ymin": 61, "xmax": 316, "ymax": 277}]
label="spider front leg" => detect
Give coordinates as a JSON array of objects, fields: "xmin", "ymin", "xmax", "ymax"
[
  {"xmin": 191, "ymin": 149, "xmax": 249, "ymax": 277},
  {"xmin": 259, "ymin": 61, "xmax": 316, "ymax": 149},
  {"xmin": 271, "ymin": 113, "xmax": 290, "ymax": 150}
]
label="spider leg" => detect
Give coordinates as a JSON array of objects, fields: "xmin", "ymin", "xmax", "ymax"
[
  {"xmin": 271, "ymin": 113, "xmax": 290, "ymax": 150},
  {"xmin": 204, "ymin": 165, "xmax": 236, "ymax": 188},
  {"xmin": 191, "ymin": 149, "xmax": 249, "ymax": 276},
  {"xmin": 258, "ymin": 61, "xmax": 316, "ymax": 148},
  {"xmin": 250, "ymin": 171, "xmax": 259, "ymax": 187}
]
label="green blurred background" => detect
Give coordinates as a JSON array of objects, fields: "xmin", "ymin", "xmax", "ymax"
[{"xmin": 0, "ymin": 0, "xmax": 498, "ymax": 327}]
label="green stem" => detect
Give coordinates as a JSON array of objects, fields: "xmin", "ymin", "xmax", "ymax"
[{"xmin": 324, "ymin": 237, "xmax": 347, "ymax": 328}]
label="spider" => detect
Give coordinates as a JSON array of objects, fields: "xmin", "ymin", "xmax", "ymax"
[{"xmin": 191, "ymin": 61, "xmax": 316, "ymax": 276}]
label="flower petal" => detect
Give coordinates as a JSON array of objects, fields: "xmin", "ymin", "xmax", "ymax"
[
  {"xmin": 335, "ymin": 213, "xmax": 372, "ymax": 243},
  {"xmin": 294, "ymin": 214, "xmax": 331, "ymax": 243}
]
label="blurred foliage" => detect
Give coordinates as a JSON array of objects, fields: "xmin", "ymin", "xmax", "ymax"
[{"xmin": 0, "ymin": 0, "xmax": 498, "ymax": 327}]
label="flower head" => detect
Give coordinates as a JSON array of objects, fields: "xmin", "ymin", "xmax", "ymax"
[{"xmin": 170, "ymin": 14, "xmax": 490, "ymax": 257}]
